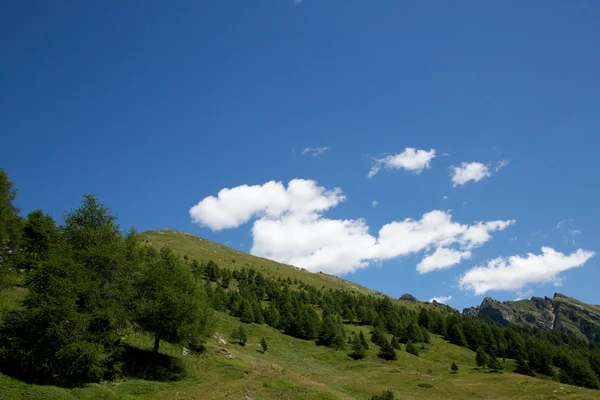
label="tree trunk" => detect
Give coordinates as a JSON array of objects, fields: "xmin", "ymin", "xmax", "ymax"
[{"xmin": 153, "ymin": 336, "xmax": 160, "ymax": 358}]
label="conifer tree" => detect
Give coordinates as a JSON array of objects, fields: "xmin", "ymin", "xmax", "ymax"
[
  {"xmin": 451, "ymin": 362, "xmax": 458, "ymax": 373},
  {"xmin": 475, "ymin": 347, "xmax": 488, "ymax": 368},
  {"xmin": 260, "ymin": 338, "xmax": 268, "ymax": 353},
  {"xmin": 405, "ymin": 341, "xmax": 419, "ymax": 357},
  {"xmin": 377, "ymin": 338, "xmax": 397, "ymax": 361}
]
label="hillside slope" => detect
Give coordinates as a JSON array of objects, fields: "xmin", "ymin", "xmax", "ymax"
[
  {"xmin": 140, "ymin": 229, "xmax": 379, "ymax": 296},
  {"xmin": 463, "ymin": 293, "xmax": 600, "ymax": 342}
]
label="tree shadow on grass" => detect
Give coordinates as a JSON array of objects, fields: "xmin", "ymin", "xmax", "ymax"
[{"xmin": 121, "ymin": 345, "xmax": 187, "ymax": 382}]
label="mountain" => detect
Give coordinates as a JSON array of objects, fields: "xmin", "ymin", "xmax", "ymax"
[{"xmin": 463, "ymin": 293, "xmax": 600, "ymax": 342}]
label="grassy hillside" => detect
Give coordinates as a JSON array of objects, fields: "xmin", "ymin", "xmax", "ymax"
[
  {"xmin": 139, "ymin": 229, "xmax": 378, "ymax": 296},
  {"xmin": 1, "ymin": 299, "xmax": 597, "ymax": 400},
  {"xmin": 2, "ymin": 230, "xmax": 598, "ymax": 399}
]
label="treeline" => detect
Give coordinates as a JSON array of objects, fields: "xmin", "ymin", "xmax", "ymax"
[
  {"xmin": 0, "ymin": 170, "xmax": 214, "ymax": 383},
  {"xmin": 192, "ymin": 255, "xmax": 600, "ymax": 389}
]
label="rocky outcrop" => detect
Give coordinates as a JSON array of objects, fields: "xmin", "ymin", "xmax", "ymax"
[
  {"xmin": 462, "ymin": 293, "xmax": 600, "ymax": 342},
  {"xmin": 399, "ymin": 293, "xmax": 420, "ymax": 303}
]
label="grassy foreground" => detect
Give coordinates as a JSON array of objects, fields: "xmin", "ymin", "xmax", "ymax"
[{"xmin": 1, "ymin": 303, "xmax": 597, "ymax": 400}]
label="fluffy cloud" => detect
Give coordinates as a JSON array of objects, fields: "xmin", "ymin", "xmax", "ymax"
[
  {"xmin": 459, "ymin": 247, "xmax": 595, "ymax": 295},
  {"xmin": 301, "ymin": 146, "xmax": 328, "ymax": 156},
  {"xmin": 429, "ymin": 295, "xmax": 452, "ymax": 304},
  {"xmin": 190, "ymin": 179, "xmax": 514, "ymax": 275},
  {"xmin": 451, "ymin": 162, "xmax": 491, "ymax": 186},
  {"xmin": 372, "ymin": 200, "xmax": 378, "ymax": 207},
  {"xmin": 417, "ymin": 248, "xmax": 472, "ymax": 273},
  {"xmin": 189, "ymin": 179, "xmax": 344, "ymax": 231},
  {"xmin": 368, "ymin": 148, "xmax": 436, "ymax": 178}
]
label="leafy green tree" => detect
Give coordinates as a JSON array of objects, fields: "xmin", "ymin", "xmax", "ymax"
[
  {"xmin": 418, "ymin": 308, "xmax": 431, "ymax": 329},
  {"xmin": 349, "ymin": 334, "xmax": 367, "ymax": 360},
  {"xmin": 135, "ymin": 246, "xmax": 214, "ymax": 357},
  {"xmin": 515, "ymin": 356, "xmax": 535, "ymax": 377},
  {"xmin": 451, "ymin": 362, "xmax": 458, "ymax": 373},
  {"xmin": 475, "ymin": 347, "xmax": 488, "ymax": 368},
  {"xmin": 260, "ymin": 338, "xmax": 268, "ymax": 352},
  {"xmin": 0, "ymin": 169, "xmax": 22, "ymax": 286},
  {"xmin": 19, "ymin": 209, "xmax": 59, "ymax": 271},
  {"xmin": 316, "ymin": 315, "xmax": 346, "ymax": 349},
  {"xmin": 487, "ymin": 352, "xmax": 502, "ymax": 370},
  {"xmin": 359, "ymin": 330, "xmax": 369, "ymax": 350},
  {"xmin": 446, "ymin": 323, "xmax": 467, "ymax": 347},
  {"xmin": 0, "ymin": 248, "xmax": 107, "ymax": 382},
  {"xmin": 377, "ymin": 338, "xmax": 397, "ymax": 361},
  {"xmin": 390, "ymin": 336, "xmax": 402, "ymax": 350},
  {"xmin": 371, "ymin": 326, "xmax": 387, "ymax": 347},
  {"xmin": 405, "ymin": 341, "xmax": 419, "ymax": 357},
  {"xmin": 422, "ymin": 327, "xmax": 431, "ymax": 344}
]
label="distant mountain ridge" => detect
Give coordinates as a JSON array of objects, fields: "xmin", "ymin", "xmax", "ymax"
[{"xmin": 463, "ymin": 293, "xmax": 600, "ymax": 342}]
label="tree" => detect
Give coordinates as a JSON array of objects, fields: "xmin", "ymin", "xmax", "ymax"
[
  {"xmin": 316, "ymin": 315, "xmax": 346, "ymax": 349},
  {"xmin": 377, "ymin": 339, "xmax": 397, "ymax": 361},
  {"xmin": 390, "ymin": 336, "xmax": 402, "ymax": 350},
  {"xmin": 349, "ymin": 334, "xmax": 367, "ymax": 360},
  {"xmin": 422, "ymin": 327, "xmax": 431, "ymax": 344},
  {"xmin": 475, "ymin": 347, "xmax": 488, "ymax": 368},
  {"xmin": 451, "ymin": 362, "xmax": 459, "ymax": 373},
  {"xmin": 359, "ymin": 330, "xmax": 369, "ymax": 350},
  {"xmin": 405, "ymin": 341, "xmax": 419, "ymax": 357},
  {"xmin": 0, "ymin": 169, "xmax": 22, "ymax": 286},
  {"xmin": 260, "ymin": 337, "xmax": 268, "ymax": 352},
  {"xmin": 135, "ymin": 246, "xmax": 214, "ymax": 357},
  {"xmin": 371, "ymin": 326, "xmax": 387, "ymax": 347},
  {"xmin": 370, "ymin": 390, "xmax": 395, "ymax": 400},
  {"xmin": 18, "ymin": 209, "xmax": 59, "ymax": 271},
  {"xmin": 231, "ymin": 326, "xmax": 247, "ymax": 346},
  {"xmin": 515, "ymin": 357, "xmax": 535, "ymax": 377},
  {"xmin": 487, "ymin": 352, "xmax": 502, "ymax": 370},
  {"xmin": 447, "ymin": 323, "xmax": 467, "ymax": 347}
]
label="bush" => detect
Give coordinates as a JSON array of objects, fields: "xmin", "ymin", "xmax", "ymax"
[
  {"xmin": 370, "ymin": 389, "xmax": 394, "ymax": 400},
  {"xmin": 417, "ymin": 383, "xmax": 433, "ymax": 388}
]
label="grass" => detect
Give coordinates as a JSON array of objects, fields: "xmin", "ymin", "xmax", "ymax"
[{"xmin": 2, "ymin": 306, "xmax": 598, "ymax": 399}]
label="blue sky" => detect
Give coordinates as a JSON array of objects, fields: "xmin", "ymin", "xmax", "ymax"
[{"xmin": 2, "ymin": 0, "xmax": 600, "ymax": 310}]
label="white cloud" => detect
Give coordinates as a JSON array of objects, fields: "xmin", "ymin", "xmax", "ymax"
[
  {"xmin": 293, "ymin": 0, "xmax": 303, "ymax": 5},
  {"xmin": 301, "ymin": 146, "xmax": 328, "ymax": 156},
  {"xmin": 451, "ymin": 162, "xmax": 491, "ymax": 186},
  {"xmin": 556, "ymin": 219, "xmax": 567, "ymax": 229},
  {"xmin": 368, "ymin": 148, "xmax": 436, "ymax": 178},
  {"xmin": 189, "ymin": 179, "xmax": 344, "ymax": 231},
  {"xmin": 495, "ymin": 159, "xmax": 509, "ymax": 172},
  {"xmin": 443, "ymin": 195, "xmax": 448, "ymax": 200},
  {"xmin": 191, "ymin": 179, "xmax": 514, "ymax": 275},
  {"xmin": 459, "ymin": 247, "xmax": 595, "ymax": 295},
  {"xmin": 417, "ymin": 248, "xmax": 472, "ymax": 273},
  {"xmin": 429, "ymin": 295, "xmax": 452, "ymax": 304},
  {"xmin": 569, "ymin": 229, "xmax": 582, "ymax": 236},
  {"xmin": 372, "ymin": 200, "xmax": 378, "ymax": 207}
]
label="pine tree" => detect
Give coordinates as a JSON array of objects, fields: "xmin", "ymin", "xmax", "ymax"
[
  {"xmin": 260, "ymin": 338, "xmax": 268, "ymax": 353},
  {"xmin": 451, "ymin": 362, "xmax": 458, "ymax": 373},
  {"xmin": 475, "ymin": 347, "xmax": 488, "ymax": 368},
  {"xmin": 378, "ymin": 339, "xmax": 397, "ymax": 361},
  {"xmin": 487, "ymin": 352, "xmax": 502, "ymax": 371},
  {"xmin": 359, "ymin": 330, "xmax": 369, "ymax": 350},
  {"xmin": 237, "ymin": 326, "xmax": 247, "ymax": 346},
  {"xmin": 405, "ymin": 341, "xmax": 419, "ymax": 357},
  {"xmin": 349, "ymin": 334, "xmax": 367, "ymax": 360},
  {"xmin": 390, "ymin": 336, "xmax": 402, "ymax": 350},
  {"xmin": 447, "ymin": 323, "xmax": 467, "ymax": 347},
  {"xmin": 515, "ymin": 357, "xmax": 535, "ymax": 377}
]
